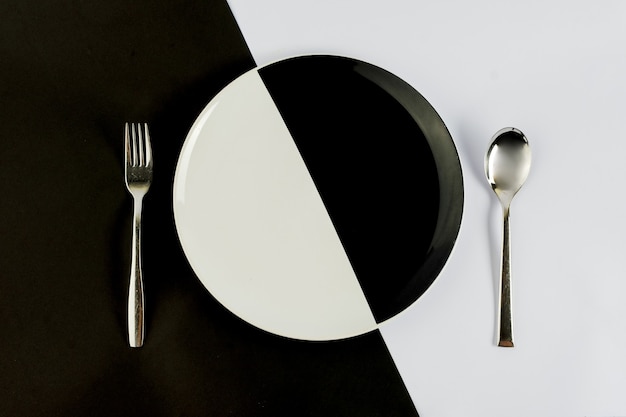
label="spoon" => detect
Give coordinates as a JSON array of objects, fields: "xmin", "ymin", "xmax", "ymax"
[{"xmin": 484, "ymin": 127, "xmax": 531, "ymax": 347}]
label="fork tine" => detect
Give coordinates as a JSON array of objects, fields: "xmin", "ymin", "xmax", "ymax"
[
  {"xmin": 135, "ymin": 123, "xmax": 142, "ymax": 167},
  {"xmin": 143, "ymin": 123, "xmax": 152, "ymax": 166},
  {"xmin": 130, "ymin": 123, "xmax": 137, "ymax": 167},
  {"xmin": 136, "ymin": 123, "xmax": 145, "ymax": 167},
  {"xmin": 124, "ymin": 123, "xmax": 131, "ymax": 165}
]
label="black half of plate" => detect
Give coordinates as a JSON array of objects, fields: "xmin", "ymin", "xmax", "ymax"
[{"xmin": 258, "ymin": 55, "xmax": 463, "ymax": 323}]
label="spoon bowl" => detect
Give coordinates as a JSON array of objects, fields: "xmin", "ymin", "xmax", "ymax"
[
  {"xmin": 485, "ymin": 128, "xmax": 531, "ymax": 208},
  {"xmin": 484, "ymin": 127, "xmax": 531, "ymax": 347}
]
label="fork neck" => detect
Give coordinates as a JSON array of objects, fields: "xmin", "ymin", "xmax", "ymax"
[{"xmin": 133, "ymin": 196, "xmax": 145, "ymax": 217}]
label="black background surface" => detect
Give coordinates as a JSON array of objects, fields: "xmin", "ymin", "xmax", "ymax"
[{"xmin": 0, "ymin": 1, "xmax": 418, "ymax": 416}]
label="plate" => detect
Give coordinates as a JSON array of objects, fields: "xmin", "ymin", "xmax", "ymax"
[{"xmin": 173, "ymin": 55, "xmax": 463, "ymax": 341}]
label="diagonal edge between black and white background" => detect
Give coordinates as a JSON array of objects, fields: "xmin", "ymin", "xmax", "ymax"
[
  {"xmin": 173, "ymin": 56, "xmax": 427, "ymax": 414},
  {"xmin": 172, "ymin": 53, "xmax": 428, "ymax": 414},
  {"xmin": 173, "ymin": 8, "xmax": 464, "ymax": 414},
  {"xmin": 0, "ymin": 0, "xmax": 431, "ymax": 416}
]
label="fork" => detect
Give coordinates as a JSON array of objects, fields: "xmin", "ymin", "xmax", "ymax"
[{"xmin": 124, "ymin": 122, "xmax": 153, "ymax": 348}]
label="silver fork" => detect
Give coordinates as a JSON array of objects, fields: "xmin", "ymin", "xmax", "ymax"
[{"xmin": 124, "ymin": 122, "xmax": 153, "ymax": 348}]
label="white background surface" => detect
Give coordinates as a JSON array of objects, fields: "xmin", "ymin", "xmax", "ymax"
[{"xmin": 227, "ymin": 1, "xmax": 626, "ymax": 415}]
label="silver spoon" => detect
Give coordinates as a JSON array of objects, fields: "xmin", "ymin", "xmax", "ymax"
[{"xmin": 485, "ymin": 127, "xmax": 531, "ymax": 347}]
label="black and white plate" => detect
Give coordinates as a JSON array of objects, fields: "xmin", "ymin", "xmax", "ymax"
[{"xmin": 173, "ymin": 55, "xmax": 463, "ymax": 341}]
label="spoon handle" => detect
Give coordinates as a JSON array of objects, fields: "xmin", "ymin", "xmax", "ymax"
[{"xmin": 499, "ymin": 205, "xmax": 514, "ymax": 347}]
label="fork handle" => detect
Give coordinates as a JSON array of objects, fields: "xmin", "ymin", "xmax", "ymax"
[{"xmin": 128, "ymin": 198, "xmax": 145, "ymax": 348}]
